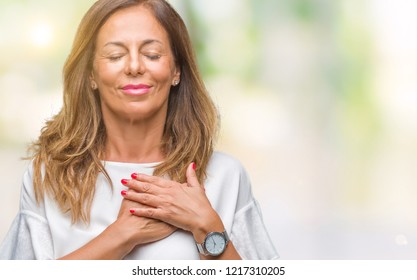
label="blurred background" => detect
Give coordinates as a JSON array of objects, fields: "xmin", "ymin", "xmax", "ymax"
[{"xmin": 1, "ymin": 0, "xmax": 417, "ymax": 259}]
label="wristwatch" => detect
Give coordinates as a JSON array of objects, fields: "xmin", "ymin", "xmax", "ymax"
[{"xmin": 196, "ymin": 230, "xmax": 230, "ymax": 256}]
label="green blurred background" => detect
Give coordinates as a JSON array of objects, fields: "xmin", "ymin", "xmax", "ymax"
[{"xmin": 1, "ymin": 0, "xmax": 417, "ymax": 259}]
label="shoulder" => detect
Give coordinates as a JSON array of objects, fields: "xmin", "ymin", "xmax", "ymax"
[
  {"xmin": 206, "ymin": 151, "xmax": 252, "ymax": 193},
  {"xmin": 205, "ymin": 151, "xmax": 255, "ymax": 214},
  {"xmin": 207, "ymin": 151, "xmax": 247, "ymax": 174},
  {"xmin": 22, "ymin": 160, "xmax": 35, "ymax": 190},
  {"xmin": 20, "ymin": 160, "xmax": 44, "ymax": 213}
]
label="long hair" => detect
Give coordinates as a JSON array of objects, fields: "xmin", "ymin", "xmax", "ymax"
[{"xmin": 29, "ymin": 0, "xmax": 219, "ymax": 223}]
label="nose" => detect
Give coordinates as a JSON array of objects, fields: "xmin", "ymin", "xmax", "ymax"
[{"xmin": 125, "ymin": 53, "xmax": 144, "ymax": 76}]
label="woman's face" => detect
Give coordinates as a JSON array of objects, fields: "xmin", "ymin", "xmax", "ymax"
[{"xmin": 92, "ymin": 5, "xmax": 180, "ymax": 124}]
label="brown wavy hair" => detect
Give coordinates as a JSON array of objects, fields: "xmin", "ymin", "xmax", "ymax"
[{"xmin": 29, "ymin": 0, "xmax": 219, "ymax": 223}]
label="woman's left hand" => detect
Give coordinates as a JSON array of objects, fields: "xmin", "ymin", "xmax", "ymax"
[{"xmin": 121, "ymin": 162, "xmax": 223, "ymax": 242}]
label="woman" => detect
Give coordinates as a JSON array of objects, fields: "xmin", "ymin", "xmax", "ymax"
[{"xmin": 0, "ymin": 0, "xmax": 278, "ymax": 260}]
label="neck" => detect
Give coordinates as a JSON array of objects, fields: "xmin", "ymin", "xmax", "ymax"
[{"xmin": 103, "ymin": 116, "xmax": 166, "ymax": 164}]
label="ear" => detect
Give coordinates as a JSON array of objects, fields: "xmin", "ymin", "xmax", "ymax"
[
  {"xmin": 172, "ymin": 67, "xmax": 181, "ymax": 87},
  {"xmin": 89, "ymin": 73, "xmax": 98, "ymax": 90}
]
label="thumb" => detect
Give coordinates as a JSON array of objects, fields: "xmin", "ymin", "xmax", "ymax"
[{"xmin": 186, "ymin": 162, "xmax": 200, "ymax": 188}]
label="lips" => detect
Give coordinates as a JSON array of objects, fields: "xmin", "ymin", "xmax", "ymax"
[
  {"xmin": 121, "ymin": 84, "xmax": 151, "ymax": 95},
  {"xmin": 122, "ymin": 84, "xmax": 150, "ymax": 90}
]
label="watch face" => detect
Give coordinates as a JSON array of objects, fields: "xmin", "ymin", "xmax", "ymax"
[{"xmin": 205, "ymin": 232, "xmax": 226, "ymax": 256}]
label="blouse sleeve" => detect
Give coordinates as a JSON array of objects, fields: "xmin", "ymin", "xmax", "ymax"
[
  {"xmin": 231, "ymin": 199, "xmax": 279, "ymax": 260},
  {"xmin": 0, "ymin": 164, "xmax": 54, "ymax": 260},
  {"xmin": 224, "ymin": 156, "xmax": 278, "ymax": 260}
]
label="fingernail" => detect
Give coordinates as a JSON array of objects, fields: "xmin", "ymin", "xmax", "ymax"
[
  {"xmin": 121, "ymin": 190, "xmax": 127, "ymax": 196},
  {"xmin": 192, "ymin": 162, "xmax": 196, "ymax": 170},
  {"xmin": 131, "ymin": 173, "xmax": 137, "ymax": 179},
  {"xmin": 121, "ymin": 179, "xmax": 128, "ymax": 185},
  {"xmin": 129, "ymin": 209, "xmax": 135, "ymax": 214}
]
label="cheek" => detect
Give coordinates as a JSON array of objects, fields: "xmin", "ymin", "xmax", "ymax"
[
  {"xmin": 93, "ymin": 61, "xmax": 124, "ymax": 86},
  {"xmin": 147, "ymin": 60, "xmax": 176, "ymax": 83}
]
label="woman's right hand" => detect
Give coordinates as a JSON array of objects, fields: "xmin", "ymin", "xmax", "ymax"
[
  {"xmin": 115, "ymin": 195, "xmax": 177, "ymax": 249},
  {"xmin": 58, "ymin": 189, "xmax": 176, "ymax": 260}
]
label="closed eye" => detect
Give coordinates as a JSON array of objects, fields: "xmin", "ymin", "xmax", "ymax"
[
  {"xmin": 144, "ymin": 54, "xmax": 161, "ymax": 61},
  {"xmin": 108, "ymin": 55, "xmax": 123, "ymax": 61}
]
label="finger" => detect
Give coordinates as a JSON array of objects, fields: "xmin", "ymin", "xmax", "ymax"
[
  {"xmin": 186, "ymin": 162, "xmax": 201, "ymax": 188},
  {"xmin": 126, "ymin": 179, "xmax": 156, "ymax": 194},
  {"xmin": 130, "ymin": 207, "xmax": 165, "ymax": 222},
  {"xmin": 131, "ymin": 173, "xmax": 174, "ymax": 189},
  {"xmin": 122, "ymin": 190, "xmax": 160, "ymax": 208}
]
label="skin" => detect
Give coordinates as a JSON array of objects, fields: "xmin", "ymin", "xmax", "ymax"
[{"xmin": 60, "ymin": 5, "xmax": 241, "ymax": 260}]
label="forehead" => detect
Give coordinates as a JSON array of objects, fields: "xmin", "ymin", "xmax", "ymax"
[{"xmin": 96, "ymin": 4, "xmax": 170, "ymax": 46}]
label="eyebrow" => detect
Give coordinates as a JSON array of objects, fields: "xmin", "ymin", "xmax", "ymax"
[{"xmin": 103, "ymin": 39, "xmax": 163, "ymax": 49}]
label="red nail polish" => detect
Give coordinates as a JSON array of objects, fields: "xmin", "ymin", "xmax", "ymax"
[
  {"xmin": 121, "ymin": 190, "xmax": 127, "ymax": 196},
  {"xmin": 192, "ymin": 162, "xmax": 196, "ymax": 170},
  {"xmin": 121, "ymin": 179, "xmax": 128, "ymax": 185},
  {"xmin": 129, "ymin": 209, "xmax": 135, "ymax": 214},
  {"xmin": 131, "ymin": 173, "xmax": 137, "ymax": 179}
]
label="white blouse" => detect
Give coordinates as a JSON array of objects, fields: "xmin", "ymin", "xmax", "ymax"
[{"xmin": 0, "ymin": 152, "xmax": 278, "ymax": 260}]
